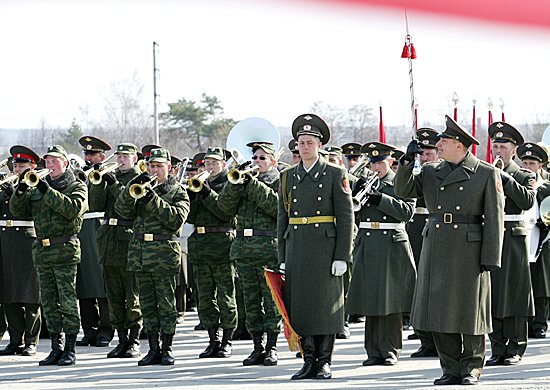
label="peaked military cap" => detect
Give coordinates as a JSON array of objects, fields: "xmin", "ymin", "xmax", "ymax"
[
  {"xmin": 10, "ymin": 145, "xmax": 39, "ymax": 164},
  {"xmin": 323, "ymin": 146, "xmax": 343, "ymax": 159},
  {"xmin": 79, "ymin": 136, "xmax": 111, "ymax": 153},
  {"xmin": 192, "ymin": 152, "xmax": 206, "ymax": 167},
  {"xmin": 392, "ymin": 149, "xmax": 405, "ymax": 161},
  {"xmin": 171, "ymin": 155, "xmax": 183, "ymax": 166},
  {"xmin": 416, "ymin": 128, "xmax": 439, "ymax": 149},
  {"xmin": 438, "ymin": 115, "xmax": 480, "ymax": 148},
  {"xmin": 288, "ymin": 139, "xmax": 299, "ymax": 154},
  {"xmin": 115, "ymin": 143, "xmax": 138, "ymax": 155},
  {"xmin": 149, "ymin": 148, "xmax": 171, "ymax": 163},
  {"xmin": 292, "ymin": 113, "xmax": 330, "ymax": 144},
  {"xmin": 204, "ymin": 147, "xmax": 225, "ymax": 160},
  {"xmin": 517, "ymin": 142, "xmax": 549, "ymax": 164},
  {"xmin": 361, "ymin": 141, "xmax": 396, "ymax": 163},
  {"xmin": 141, "ymin": 144, "xmax": 162, "ymax": 160},
  {"xmin": 43, "ymin": 145, "xmax": 68, "ymax": 160},
  {"xmin": 489, "ymin": 122, "xmax": 524, "ymax": 145},
  {"xmin": 341, "ymin": 142, "xmax": 362, "ymax": 158},
  {"xmin": 247, "ymin": 142, "xmax": 277, "ymax": 157}
]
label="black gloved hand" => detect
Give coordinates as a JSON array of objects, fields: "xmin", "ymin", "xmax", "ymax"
[
  {"xmin": 367, "ymin": 190, "xmax": 382, "ymax": 206},
  {"xmin": 93, "ymin": 163, "xmax": 102, "ymax": 171},
  {"xmin": 16, "ymin": 168, "xmax": 31, "ymax": 195},
  {"xmin": 36, "ymin": 179, "xmax": 50, "ymax": 194},
  {"xmin": 351, "ymin": 177, "xmax": 367, "ymax": 197},
  {"xmin": 140, "ymin": 188, "xmax": 155, "ymax": 204},
  {"xmin": 199, "ymin": 180, "xmax": 211, "ymax": 198},
  {"xmin": 103, "ymin": 171, "xmax": 117, "ymax": 186},
  {"xmin": 187, "ymin": 189, "xmax": 197, "ymax": 201},
  {"xmin": 130, "ymin": 172, "xmax": 152, "ymax": 185},
  {"xmin": 403, "ymin": 139, "xmax": 424, "ymax": 162},
  {"xmin": 500, "ymin": 170, "xmax": 511, "ymax": 186},
  {"xmin": 237, "ymin": 161, "xmax": 253, "ymax": 171}
]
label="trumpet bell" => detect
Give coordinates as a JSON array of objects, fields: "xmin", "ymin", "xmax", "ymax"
[
  {"xmin": 188, "ymin": 171, "xmax": 211, "ymax": 193},
  {"xmin": 227, "ymin": 165, "xmax": 259, "ymax": 185},
  {"xmin": 129, "ymin": 174, "xmax": 158, "ymax": 199},
  {"xmin": 24, "ymin": 169, "xmax": 51, "ymax": 187},
  {"xmin": 88, "ymin": 162, "xmax": 121, "ymax": 185}
]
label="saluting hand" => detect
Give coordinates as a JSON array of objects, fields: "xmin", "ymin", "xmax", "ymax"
[{"xmin": 403, "ymin": 139, "xmax": 424, "ymax": 162}]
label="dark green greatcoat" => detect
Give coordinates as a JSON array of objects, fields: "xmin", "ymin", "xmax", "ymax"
[
  {"xmin": 491, "ymin": 161, "xmax": 535, "ymax": 318},
  {"xmin": 278, "ymin": 157, "xmax": 354, "ymax": 336},
  {"xmin": 346, "ymin": 170, "xmax": 416, "ymax": 316},
  {"xmin": 395, "ymin": 152, "xmax": 504, "ymax": 335}
]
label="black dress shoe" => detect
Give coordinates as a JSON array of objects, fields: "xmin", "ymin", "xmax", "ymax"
[
  {"xmin": 22, "ymin": 344, "xmax": 37, "ymax": 356},
  {"xmin": 194, "ymin": 322, "xmax": 206, "ymax": 331},
  {"xmin": 485, "ymin": 355, "xmax": 504, "ymax": 366},
  {"xmin": 503, "ymin": 354, "xmax": 521, "ymax": 365},
  {"xmin": 410, "ymin": 346, "xmax": 438, "ymax": 358},
  {"xmin": 461, "ymin": 375, "xmax": 479, "ymax": 385},
  {"xmin": 407, "ymin": 333, "xmax": 419, "ymax": 340},
  {"xmin": 0, "ymin": 343, "xmax": 24, "ymax": 355},
  {"xmin": 362, "ymin": 357, "xmax": 385, "ymax": 366},
  {"xmin": 384, "ymin": 356, "xmax": 398, "ymax": 366},
  {"xmin": 76, "ymin": 335, "xmax": 96, "ymax": 347},
  {"xmin": 96, "ymin": 336, "xmax": 111, "ymax": 347},
  {"xmin": 533, "ymin": 328, "xmax": 546, "ymax": 338},
  {"xmin": 316, "ymin": 362, "xmax": 332, "ymax": 379},
  {"xmin": 433, "ymin": 374, "xmax": 461, "ymax": 385},
  {"xmin": 348, "ymin": 315, "xmax": 365, "ymax": 323},
  {"xmin": 291, "ymin": 361, "xmax": 317, "ymax": 380},
  {"xmin": 336, "ymin": 326, "xmax": 351, "ymax": 339}
]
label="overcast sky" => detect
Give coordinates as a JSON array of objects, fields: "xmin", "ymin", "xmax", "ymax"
[{"xmin": 2, "ymin": 0, "xmax": 550, "ymax": 133}]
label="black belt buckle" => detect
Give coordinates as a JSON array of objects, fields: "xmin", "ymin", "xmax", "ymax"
[{"xmin": 443, "ymin": 213, "xmax": 453, "ymax": 224}]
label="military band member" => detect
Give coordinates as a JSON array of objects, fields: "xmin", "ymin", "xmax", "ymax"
[
  {"xmin": 485, "ymin": 123, "xmax": 536, "ymax": 366},
  {"xmin": 395, "ymin": 116, "xmax": 504, "ymax": 386},
  {"xmin": 10, "ymin": 145, "xmax": 88, "ymax": 366},
  {"xmin": 75, "ymin": 136, "xmax": 114, "ymax": 348},
  {"xmin": 89, "ymin": 143, "xmax": 143, "ymax": 359},
  {"xmin": 187, "ymin": 147, "xmax": 237, "ymax": 358},
  {"xmin": 278, "ymin": 114, "xmax": 354, "ymax": 380},
  {"xmin": 391, "ymin": 150, "xmax": 404, "ymax": 173},
  {"xmin": 518, "ymin": 142, "xmax": 550, "ymax": 339},
  {"xmin": 346, "ymin": 142, "xmax": 416, "ymax": 367},
  {"xmin": 217, "ymin": 139, "xmax": 282, "ymax": 367},
  {"xmin": 115, "ymin": 148, "xmax": 189, "ymax": 366},
  {"xmin": 288, "ymin": 139, "xmax": 301, "ymax": 165},
  {"xmin": 0, "ymin": 146, "xmax": 41, "ymax": 356},
  {"xmin": 341, "ymin": 142, "xmax": 363, "ymax": 171}
]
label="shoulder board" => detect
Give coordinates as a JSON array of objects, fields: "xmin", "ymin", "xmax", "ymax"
[
  {"xmin": 479, "ymin": 160, "xmax": 493, "ymax": 167},
  {"xmin": 326, "ymin": 161, "xmax": 343, "ymax": 169}
]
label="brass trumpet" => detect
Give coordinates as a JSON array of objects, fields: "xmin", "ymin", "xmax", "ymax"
[
  {"xmin": 129, "ymin": 174, "xmax": 158, "ymax": 199},
  {"xmin": 352, "ymin": 173, "xmax": 381, "ymax": 212},
  {"xmin": 0, "ymin": 158, "xmax": 10, "ymax": 171},
  {"xmin": 227, "ymin": 164, "xmax": 259, "ymax": 185},
  {"xmin": 187, "ymin": 171, "xmax": 211, "ymax": 193},
  {"xmin": 24, "ymin": 169, "xmax": 51, "ymax": 187},
  {"xmin": 88, "ymin": 162, "xmax": 122, "ymax": 185},
  {"xmin": 137, "ymin": 160, "xmax": 148, "ymax": 173},
  {"xmin": 0, "ymin": 174, "xmax": 19, "ymax": 187}
]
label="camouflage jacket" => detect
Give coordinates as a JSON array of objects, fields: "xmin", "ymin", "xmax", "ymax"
[
  {"xmin": 217, "ymin": 168, "xmax": 279, "ymax": 262},
  {"xmin": 114, "ymin": 175, "xmax": 189, "ymax": 273},
  {"xmin": 186, "ymin": 169, "xmax": 236, "ymax": 264},
  {"xmin": 89, "ymin": 165, "xmax": 141, "ymax": 267},
  {"xmin": 9, "ymin": 169, "xmax": 88, "ymax": 266}
]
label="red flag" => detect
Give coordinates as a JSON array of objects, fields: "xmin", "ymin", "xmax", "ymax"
[
  {"xmin": 502, "ymin": 111, "xmax": 505, "ymax": 122},
  {"xmin": 414, "ymin": 106, "xmax": 418, "ymax": 130},
  {"xmin": 485, "ymin": 110, "xmax": 494, "ymax": 163},
  {"xmin": 379, "ymin": 106, "xmax": 386, "ymax": 143},
  {"xmin": 471, "ymin": 104, "xmax": 477, "ymax": 156},
  {"xmin": 453, "ymin": 107, "xmax": 458, "ymax": 121}
]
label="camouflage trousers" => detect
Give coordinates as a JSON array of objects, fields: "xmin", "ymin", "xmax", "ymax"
[
  {"xmin": 35, "ymin": 264, "xmax": 80, "ymax": 334},
  {"xmin": 237, "ymin": 259, "xmax": 281, "ymax": 334},
  {"xmin": 137, "ymin": 272, "xmax": 177, "ymax": 334},
  {"xmin": 103, "ymin": 265, "xmax": 142, "ymax": 330},
  {"xmin": 193, "ymin": 260, "xmax": 237, "ymax": 330}
]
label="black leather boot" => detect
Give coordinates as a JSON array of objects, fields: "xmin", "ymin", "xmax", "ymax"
[
  {"xmin": 199, "ymin": 328, "xmax": 221, "ymax": 358},
  {"xmin": 263, "ymin": 331, "xmax": 278, "ymax": 366},
  {"xmin": 217, "ymin": 329, "xmax": 234, "ymax": 358},
  {"xmin": 161, "ymin": 333, "xmax": 175, "ymax": 365},
  {"xmin": 76, "ymin": 328, "xmax": 97, "ymax": 347},
  {"xmin": 39, "ymin": 333, "xmax": 64, "ymax": 366},
  {"xmin": 291, "ymin": 335, "xmax": 317, "ymax": 380},
  {"xmin": 107, "ymin": 329, "xmax": 129, "ymax": 358},
  {"xmin": 138, "ymin": 332, "xmax": 161, "ymax": 366},
  {"xmin": 125, "ymin": 328, "xmax": 141, "ymax": 358},
  {"xmin": 0, "ymin": 342, "xmax": 24, "ymax": 355},
  {"xmin": 243, "ymin": 333, "xmax": 265, "ymax": 366},
  {"xmin": 58, "ymin": 334, "xmax": 77, "ymax": 366},
  {"xmin": 315, "ymin": 334, "xmax": 335, "ymax": 379}
]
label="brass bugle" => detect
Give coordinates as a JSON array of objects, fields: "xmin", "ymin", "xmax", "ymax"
[
  {"xmin": 129, "ymin": 174, "xmax": 158, "ymax": 199},
  {"xmin": 24, "ymin": 169, "xmax": 51, "ymax": 187},
  {"xmin": 88, "ymin": 162, "xmax": 122, "ymax": 185},
  {"xmin": 137, "ymin": 160, "xmax": 147, "ymax": 173},
  {"xmin": 188, "ymin": 171, "xmax": 211, "ymax": 193},
  {"xmin": 349, "ymin": 155, "xmax": 369, "ymax": 177},
  {"xmin": 227, "ymin": 164, "xmax": 260, "ymax": 185},
  {"xmin": 0, "ymin": 174, "xmax": 19, "ymax": 187},
  {"xmin": 0, "ymin": 158, "xmax": 9, "ymax": 170}
]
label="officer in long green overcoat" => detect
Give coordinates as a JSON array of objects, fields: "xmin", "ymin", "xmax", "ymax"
[
  {"xmin": 486, "ymin": 123, "xmax": 535, "ymax": 366},
  {"xmin": 278, "ymin": 114, "xmax": 354, "ymax": 380},
  {"xmin": 395, "ymin": 116, "xmax": 505, "ymax": 386},
  {"xmin": 346, "ymin": 142, "xmax": 416, "ymax": 367}
]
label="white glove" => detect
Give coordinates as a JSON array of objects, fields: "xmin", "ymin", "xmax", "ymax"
[
  {"xmin": 279, "ymin": 263, "xmax": 286, "ymax": 271},
  {"xmin": 331, "ymin": 260, "xmax": 347, "ymax": 276}
]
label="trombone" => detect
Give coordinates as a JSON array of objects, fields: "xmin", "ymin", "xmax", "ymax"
[
  {"xmin": 129, "ymin": 174, "xmax": 158, "ymax": 199},
  {"xmin": 0, "ymin": 158, "xmax": 9, "ymax": 171},
  {"xmin": 24, "ymin": 169, "xmax": 51, "ymax": 187},
  {"xmin": 88, "ymin": 162, "xmax": 122, "ymax": 185},
  {"xmin": 352, "ymin": 173, "xmax": 381, "ymax": 212},
  {"xmin": 187, "ymin": 171, "xmax": 210, "ymax": 192},
  {"xmin": 0, "ymin": 174, "xmax": 19, "ymax": 187}
]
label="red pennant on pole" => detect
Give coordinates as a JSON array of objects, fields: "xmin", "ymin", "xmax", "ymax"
[
  {"xmin": 414, "ymin": 106, "xmax": 418, "ymax": 130},
  {"xmin": 485, "ymin": 110, "xmax": 494, "ymax": 163},
  {"xmin": 471, "ymin": 104, "xmax": 477, "ymax": 157},
  {"xmin": 379, "ymin": 106, "xmax": 386, "ymax": 143},
  {"xmin": 453, "ymin": 107, "xmax": 458, "ymax": 121}
]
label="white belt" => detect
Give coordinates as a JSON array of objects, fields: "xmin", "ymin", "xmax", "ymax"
[
  {"xmin": 83, "ymin": 212, "xmax": 105, "ymax": 220},
  {"xmin": 0, "ymin": 220, "xmax": 34, "ymax": 228},
  {"xmin": 503, "ymin": 214, "xmax": 525, "ymax": 222},
  {"xmin": 415, "ymin": 207, "xmax": 429, "ymax": 215},
  {"xmin": 359, "ymin": 222, "xmax": 405, "ymax": 230}
]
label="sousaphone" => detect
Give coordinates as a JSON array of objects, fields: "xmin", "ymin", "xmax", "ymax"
[{"xmin": 226, "ymin": 117, "xmax": 281, "ymax": 161}]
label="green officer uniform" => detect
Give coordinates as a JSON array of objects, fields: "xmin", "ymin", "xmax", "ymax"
[
  {"xmin": 115, "ymin": 148, "xmax": 189, "ymax": 366},
  {"xmin": 395, "ymin": 116, "xmax": 505, "ymax": 385},
  {"xmin": 217, "ymin": 140, "xmax": 282, "ymax": 367},
  {"xmin": 10, "ymin": 145, "xmax": 88, "ymax": 367},
  {"xmin": 187, "ymin": 147, "xmax": 237, "ymax": 358},
  {"xmin": 89, "ymin": 143, "xmax": 143, "ymax": 359},
  {"xmin": 486, "ymin": 123, "xmax": 536, "ymax": 366},
  {"xmin": 346, "ymin": 142, "xmax": 416, "ymax": 366}
]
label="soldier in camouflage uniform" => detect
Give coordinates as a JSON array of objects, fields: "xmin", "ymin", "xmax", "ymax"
[
  {"xmin": 218, "ymin": 140, "xmax": 282, "ymax": 366},
  {"xmin": 10, "ymin": 145, "xmax": 88, "ymax": 366},
  {"xmin": 115, "ymin": 148, "xmax": 189, "ymax": 366},
  {"xmin": 89, "ymin": 143, "xmax": 143, "ymax": 359},
  {"xmin": 187, "ymin": 147, "xmax": 237, "ymax": 358}
]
